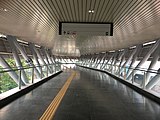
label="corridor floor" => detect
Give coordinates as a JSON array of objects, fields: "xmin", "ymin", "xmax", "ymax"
[{"xmin": 0, "ymin": 67, "xmax": 160, "ymax": 120}]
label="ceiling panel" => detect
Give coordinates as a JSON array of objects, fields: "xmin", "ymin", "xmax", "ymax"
[{"xmin": 0, "ymin": 0, "xmax": 160, "ymax": 56}]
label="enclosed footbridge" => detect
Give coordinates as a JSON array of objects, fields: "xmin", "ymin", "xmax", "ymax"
[{"xmin": 0, "ymin": 0, "xmax": 160, "ymax": 120}]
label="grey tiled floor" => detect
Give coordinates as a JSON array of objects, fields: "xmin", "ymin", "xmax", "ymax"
[
  {"xmin": 0, "ymin": 67, "xmax": 160, "ymax": 120},
  {"xmin": 0, "ymin": 71, "xmax": 71, "ymax": 120},
  {"xmin": 53, "ymin": 67, "xmax": 160, "ymax": 120}
]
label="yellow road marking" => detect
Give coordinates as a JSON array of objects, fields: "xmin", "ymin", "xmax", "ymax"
[{"xmin": 39, "ymin": 71, "xmax": 76, "ymax": 120}]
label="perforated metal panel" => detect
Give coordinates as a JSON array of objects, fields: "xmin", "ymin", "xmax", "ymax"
[{"xmin": 0, "ymin": 0, "xmax": 160, "ymax": 56}]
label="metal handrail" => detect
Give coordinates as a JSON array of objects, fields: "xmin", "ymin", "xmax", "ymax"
[
  {"xmin": 0, "ymin": 63, "xmax": 62, "ymax": 93},
  {"xmin": 0, "ymin": 63, "xmax": 58, "ymax": 73},
  {"xmin": 99, "ymin": 63, "xmax": 159, "ymax": 74}
]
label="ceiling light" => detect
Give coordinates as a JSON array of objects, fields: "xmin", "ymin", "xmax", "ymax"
[
  {"xmin": 109, "ymin": 50, "xmax": 115, "ymax": 53},
  {"xmin": 143, "ymin": 41, "xmax": 156, "ymax": 46},
  {"xmin": 88, "ymin": 10, "xmax": 94, "ymax": 13},
  {"xmin": 4, "ymin": 9, "xmax": 8, "ymax": 12},
  {"xmin": 129, "ymin": 46, "xmax": 136, "ymax": 49},
  {"xmin": 17, "ymin": 39, "xmax": 28, "ymax": 44},
  {"xmin": 0, "ymin": 8, "xmax": 8, "ymax": 12},
  {"xmin": 35, "ymin": 44, "xmax": 41, "ymax": 48},
  {"xmin": 101, "ymin": 52, "xmax": 106, "ymax": 53},
  {"xmin": 0, "ymin": 33, "xmax": 6, "ymax": 38}
]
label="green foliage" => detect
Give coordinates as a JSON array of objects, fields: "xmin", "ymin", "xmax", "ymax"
[
  {"xmin": 0, "ymin": 72, "xmax": 18, "ymax": 93},
  {"xmin": 0, "ymin": 58, "xmax": 18, "ymax": 93},
  {"xmin": 21, "ymin": 59, "xmax": 28, "ymax": 67},
  {"xmin": 0, "ymin": 58, "xmax": 34, "ymax": 93},
  {"xmin": 6, "ymin": 58, "xmax": 16, "ymax": 67}
]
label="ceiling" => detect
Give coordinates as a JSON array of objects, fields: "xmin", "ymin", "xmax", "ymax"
[{"xmin": 0, "ymin": 0, "xmax": 160, "ymax": 56}]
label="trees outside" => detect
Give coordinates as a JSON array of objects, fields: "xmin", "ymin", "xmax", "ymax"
[
  {"xmin": 0, "ymin": 72, "xmax": 18, "ymax": 93},
  {"xmin": 0, "ymin": 58, "xmax": 28, "ymax": 93}
]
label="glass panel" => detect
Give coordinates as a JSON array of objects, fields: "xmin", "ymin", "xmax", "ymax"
[
  {"xmin": 148, "ymin": 72, "xmax": 160, "ymax": 95},
  {"xmin": 0, "ymin": 71, "xmax": 18, "ymax": 93},
  {"xmin": 24, "ymin": 67, "xmax": 32, "ymax": 83}
]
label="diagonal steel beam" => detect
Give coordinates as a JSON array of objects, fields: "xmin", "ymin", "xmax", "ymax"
[
  {"xmin": 7, "ymin": 35, "xmax": 29, "ymax": 83},
  {"xmin": 127, "ymin": 40, "xmax": 160, "ymax": 80},
  {"xmin": 0, "ymin": 56, "xmax": 25, "ymax": 85}
]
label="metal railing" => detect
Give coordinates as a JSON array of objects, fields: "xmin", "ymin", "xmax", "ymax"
[
  {"xmin": 0, "ymin": 63, "xmax": 61, "ymax": 94},
  {"xmin": 78, "ymin": 62, "xmax": 160, "ymax": 96}
]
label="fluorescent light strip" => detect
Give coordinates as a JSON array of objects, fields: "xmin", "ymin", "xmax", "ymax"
[{"xmin": 143, "ymin": 41, "xmax": 156, "ymax": 46}]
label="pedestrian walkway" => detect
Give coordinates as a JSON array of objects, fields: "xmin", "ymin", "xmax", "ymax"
[{"xmin": 0, "ymin": 67, "xmax": 160, "ymax": 120}]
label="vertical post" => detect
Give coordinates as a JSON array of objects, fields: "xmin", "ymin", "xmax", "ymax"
[
  {"xmin": 10, "ymin": 36, "xmax": 41, "ymax": 79},
  {"xmin": 52, "ymin": 64, "xmax": 54, "ymax": 73},
  {"xmin": 32, "ymin": 67, "xmax": 34, "ymax": 83},
  {"xmin": 58, "ymin": 64, "xmax": 61, "ymax": 71},
  {"xmin": 47, "ymin": 65, "xmax": 49, "ymax": 77},
  {"xmin": 128, "ymin": 41, "xmax": 159, "ymax": 80},
  {"xmin": 146, "ymin": 68, "xmax": 160, "ymax": 89},
  {"xmin": 118, "ymin": 66, "xmax": 120, "ymax": 77},
  {"xmin": 7, "ymin": 35, "xmax": 28, "ymax": 84},
  {"xmin": 114, "ymin": 65, "xmax": 116, "ymax": 75},
  {"xmin": 127, "ymin": 45, "xmax": 142, "ymax": 78},
  {"xmin": 0, "ymin": 56, "xmax": 20, "ymax": 85},
  {"xmin": 112, "ymin": 65, "xmax": 114, "ymax": 73},
  {"xmin": 146, "ymin": 43, "xmax": 160, "ymax": 85},
  {"xmin": 123, "ymin": 67, "xmax": 125, "ymax": 80},
  {"xmin": 40, "ymin": 66, "xmax": 43, "ymax": 79},
  {"xmin": 40, "ymin": 47, "xmax": 52, "ymax": 74},
  {"xmin": 142, "ymin": 71, "xmax": 146, "ymax": 89},
  {"xmin": 54, "ymin": 64, "xmax": 56, "ymax": 73},
  {"xmin": 111, "ymin": 65, "xmax": 113, "ymax": 73},
  {"xmin": 29, "ymin": 43, "xmax": 41, "ymax": 73},
  {"xmin": 132, "ymin": 69, "xmax": 134, "ymax": 84},
  {"xmin": 124, "ymin": 67, "xmax": 127, "ymax": 80},
  {"xmin": 19, "ymin": 68, "xmax": 22, "ymax": 89}
]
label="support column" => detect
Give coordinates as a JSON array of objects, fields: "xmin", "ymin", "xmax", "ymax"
[
  {"xmin": 8, "ymin": 36, "xmax": 41, "ymax": 79},
  {"xmin": 7, "ymin": 35, "xmax": 28, "ymax": 84},
  {"xmin": 126, "ymin": 45, "xmax": 142, "ymax": 79},
  {"xmin": 81, "ymin": 55, "xmax": 87, "ymax": 66},
  {"xmin": 33, "ymin": 45, "xmax": 46, "ymax": 65},
  {"xmin": 86, "ymin": 55, "xmax": 91, "ymax": 66},
  {"xmin": 41, "ymin": 47, "xmax": 52, "ymax": 73},
  {"xmin": 93, "ymin": 54, "xmax": 101, "ymax": 68},
  {"xmin": 146, "ymin": 68, "xmax": 160, "ymax": 89},
  {"xmin": 110, "ymin": 51, "xmax": 118, "ymax": 72},
  {"xmin": 41, "ymin": 47, "xmax": 50, "ymax": 64},
  {"xmin": 33, "ymin": 45, "xmax": 49, "ymax": 76},
  {"xmin": 102, "ymin": 52, "xmax": 115, "ymax": 70},
  {"xmin": 45, "ymin": 48, "xmax": 55, "ymax": 72},
  {"xmin": 47, "ymin": 49, "xmax": 55, "ymax": 64},
  {"xmin": 119, "ymin": 49, "xmax": 128, "ymax": 74},
  {"xmin": 51, "ymin": 55, "xmax": 56, "ymax": 63},
  {"xmin": 115, "ymin": 49, "xmax": 126, "ymax": 74},
  {"xmin": 145, "ymin": 43, "xmax": 160, "ymax": 85},
  {"xmin": 95, "ymin": 53, "xmax": 107, "ymax": 69},
  {"xmin": 127, "ymin": 40, "xmax": 160, "ymax": 80},
  {"xmin": 90, "ymin": 55, "xmax": 96, "ymax": 67},
  {"xmin": 46, "ymin": 49, "xmax": 53, "ymax": 64},
  {"xmin": 0, "ymin": 56, "xmax": 25, "ymax": 85},
  {"xmin": 28, "ymin": 43, "xmax": 41, "ymax": 73},
  {"xmin": 121, "ymin": 47, "xmax": 137, "ymax": 70},
  {"xmin": 100, "ymin": 53, "xmax": 108, "ymax": 69},
  {"xmin": 95, "ymin": 54, "xmax": 104, "ymax": 68},
  {"xmin": 136, "ymin": 40, "xmax": 159, "ymax": 68},
  {"xmin": 88, "ymin": 55, "xmax": 94, "ymax": 67}
]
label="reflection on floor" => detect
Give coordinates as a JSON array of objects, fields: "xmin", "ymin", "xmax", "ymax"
[{"xmin": 0, "ymin": 67, "xmax": 160, "ymax": 120}]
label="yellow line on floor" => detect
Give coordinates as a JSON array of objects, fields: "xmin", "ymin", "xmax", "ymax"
[{"xmin": 39, "ymin": 71, "xmax": 76, "ymax": 120}]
